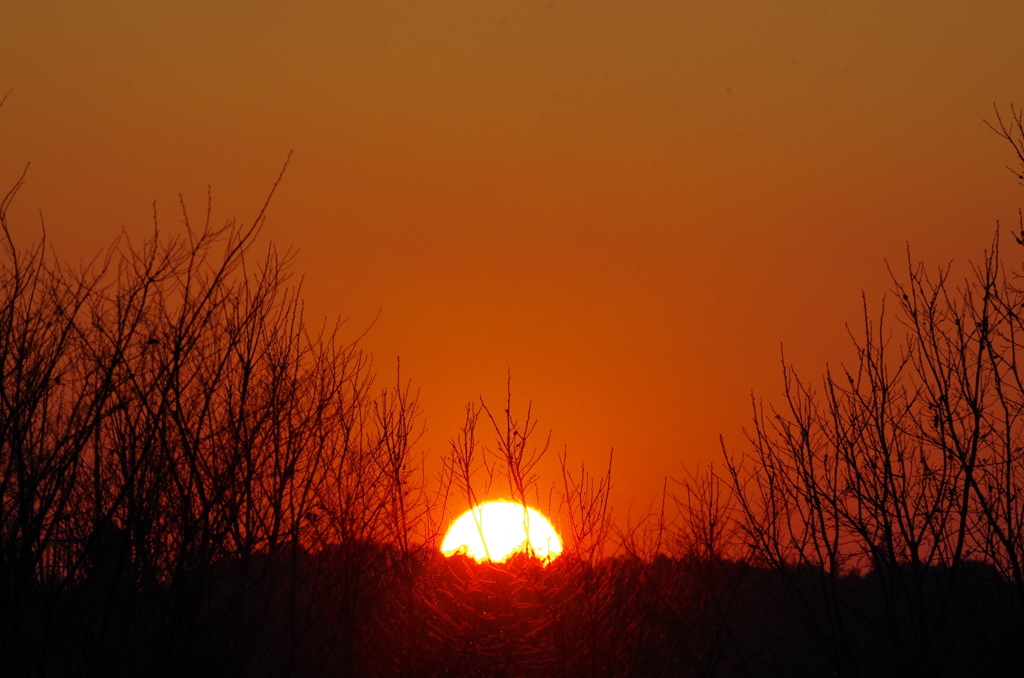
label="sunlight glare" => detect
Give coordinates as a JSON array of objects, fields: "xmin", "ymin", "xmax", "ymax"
[{"xmin": 440, "ymin": 501, "xmax": 563, "ymax": 563}]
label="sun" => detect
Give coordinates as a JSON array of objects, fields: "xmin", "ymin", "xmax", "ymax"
[{"xmin": 440, "ymin": 501, "xmax": 563, "ymax": 563}]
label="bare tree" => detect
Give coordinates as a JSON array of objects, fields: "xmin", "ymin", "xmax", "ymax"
[
  {"xmin": 0, "ymin": 164, "xmax": 437, "ymax": 676},
  {"xmin": 721, "ymin": 107, "xmax": 1024, "ymax": 677}
]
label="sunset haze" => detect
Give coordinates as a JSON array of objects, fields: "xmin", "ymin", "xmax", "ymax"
[{"xmin": 3, "ymin": 0, "xmax": 1023, "ymax": 512}]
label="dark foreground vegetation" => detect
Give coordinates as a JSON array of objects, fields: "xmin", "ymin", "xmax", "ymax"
[
  {"xmin": 3, "ymin": 107, "xmax": 1024, "ymax": 677},
  {"xmin": 11, "ymin": 538, "xmax": 1023, "ymax": 678}
]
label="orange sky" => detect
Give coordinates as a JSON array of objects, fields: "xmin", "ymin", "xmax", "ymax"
[{"xmin": 3, "ymin": 0, "xmax": 1024, "ymax": 517}]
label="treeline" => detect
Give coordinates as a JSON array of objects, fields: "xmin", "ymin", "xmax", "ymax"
[
  {"xmin": 3, "ymin": 108, "xmax": 1024, "ymax": 677},
  {"xmin": 715, "ymin": 106, "xmax": 1024, "ymax": 677},
  {"xmin": 3, "ymin": 210, "xmax": 1024, "ymax": 678},
  {"xmin": 0, "ymin": 181, "xmax": 436, "ymax": 677}
]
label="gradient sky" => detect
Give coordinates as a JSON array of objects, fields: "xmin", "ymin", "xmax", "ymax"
[{"xmin": 3, "ymin": 0, "xmax": 1024, "ymax": 516}]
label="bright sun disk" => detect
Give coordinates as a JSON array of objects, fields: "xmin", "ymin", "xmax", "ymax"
[{"xmin": 441, "ymin": 501, "xmax": 563, "ymax": 563}]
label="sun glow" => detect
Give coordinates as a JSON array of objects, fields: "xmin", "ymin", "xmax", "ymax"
[{"xmin": 441, "ymin": 501, "xmax": 563, "ymax": 563}]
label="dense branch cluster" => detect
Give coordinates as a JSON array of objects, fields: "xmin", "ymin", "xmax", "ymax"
[
  {"xmin": 0, "ymin": 192, "xmax": 433, "ymax": 675},
  {"xmin": 722, "ymin": 105, "xmax": 1024, "ymax": 677},
  {"xmin": 726, "ymin": 241, "xmax": 1024, "ymax": 676}
]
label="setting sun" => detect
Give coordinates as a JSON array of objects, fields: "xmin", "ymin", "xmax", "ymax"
[{"xmin": 440, "ymin": 501, "xmax": 563, "ymax": 563}]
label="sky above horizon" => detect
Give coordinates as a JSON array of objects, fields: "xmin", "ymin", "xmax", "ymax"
[{"xmin": 3, "ymin": 0, "xmax": 1024, "ymax": 519}]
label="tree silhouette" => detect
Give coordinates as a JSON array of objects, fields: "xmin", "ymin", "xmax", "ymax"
[
  {"xmin": 722, "ymin": 105, "xmax": 1024, "ymax": 677},
  {"xmin": 4, "ymin": 102, "xmax": 1024, "ymax": 678}
]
